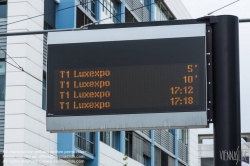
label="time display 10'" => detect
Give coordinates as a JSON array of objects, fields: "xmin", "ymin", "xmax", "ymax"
[{"xmin": 47, "ymin": 37, "xmax": 206, "ymax": 116}]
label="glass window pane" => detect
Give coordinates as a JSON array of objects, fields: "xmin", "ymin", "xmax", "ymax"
[
  {"xmin": 0, "ymin": 75, "xmax": 5, "ymax": 101},
  {"xmin": 0, "ymin": 62, "xmax": 6, "ymax": 73},
  {"xmin": 112, "ymin": 131, "xmax": 119, "ymax": 150},
  {"xmin": 85, "ymin": 132, "xmax": 94, "ymax": 142},
  {"xmin": 0, "ymin": 4, "xmax": 7, "ymax": 18},
  {"xmin": 42, "ymin": 77, "xmax": 46, "ymax": 110},
  {"xmin": 44, "ymin": 0, "xmax": 56, "ymax": 28}
]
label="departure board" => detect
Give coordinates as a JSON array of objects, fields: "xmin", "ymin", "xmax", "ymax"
[{"xmin": 47, "ymin": 37, "xmax": 206, "ymax": 116}]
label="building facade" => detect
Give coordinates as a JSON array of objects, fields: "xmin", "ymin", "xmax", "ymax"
[
  {"xmin": 0, "ymin": 0, "xmax": 199, "ymax": 165},
  {"xmin": 198, "ymin": 133, "xmax": 250, "ymax": 166}
]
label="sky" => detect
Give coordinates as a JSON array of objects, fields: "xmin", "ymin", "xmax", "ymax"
[{"xmin": 180, "ymin": 0, "xmax": 250, "ymax": 136}]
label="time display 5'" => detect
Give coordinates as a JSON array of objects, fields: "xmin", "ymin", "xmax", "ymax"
[{"xmin": 47, "ymin": 37, "xmax": 206, "ymax": 116}]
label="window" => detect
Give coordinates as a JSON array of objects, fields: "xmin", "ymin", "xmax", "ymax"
[
  {"xmin": 75, "ymin": 132, "xmax": 95, "ymax": 155},
  {"xmin": 179, "ymin": 129, "xmax": 188, "ymax": 145},
  {"xmin": 81, "ymin": 0, "xmax": 88, "ymax": 11},
  {"xmin": 143, "ymin": 155, "xmax": 150, "ymax": 166},
  {"xmin": 100, "ymin": 131, "xmax": 119, "ymax": 151},
  {"xmin": 161, "ymin": 150, "xmax": 168, "ymax": 166},
  {"xmin": 0, "ymin": 62, "xmax": 5, "ymax": 101},
  {"xmin": 125, "ymin": 131, "xmax": 132, "ymax": 158},
  {"xmin": 91, "ymin": 0, "xmax": 96, "ymax": 18},
  {"xmin": 100, "ymin": 131, "xmax": 110, "ymax": 145},
  {"xmin": 169, "ymin": 129, "xmax": 175, "ymax": 135},
  {"xmin": 0, "ymin": 153, "xmax": 2, "ymax": 166},
  {"xmin": 0, "ymin": 1, "xmax": 7, "ymax": 18},
  {"xmin": 42, "ymin": 75, "xmax": 46, "ymax": 110},
  {"xmin": 76, "ymin": 8, "xmax": 93, "ymax": 28},
  {"xmin": 112, "ymin": 131, "xmax": 119, "ymax": 150},
  {"xmin": 125, "ymin": 8, "xmax": 138, "ymax": 23},
  {"xmin": 155, "ymin": 0, "xmax": 175, "ymax": 21},
  {"xmin": 154, "ymin": 147, "xmax": 161, "ymax": 166},
  {"xmin": 201, "ymin": 158, "xmax": 214, "ymax": 166},
  {"xmin": 102, "ymin": 0, "xmax": 119, "ymax": 23},
  {"xmin": 44, "ymin": 21, "xmax": 54, "ymax": 30},
  {"xmin": 44, "ymin": 0, "xmax": 56, "ymax": 28},
  {"xmin": 125, "ymin": 132, "xmax": 151, "ymax": 164}
]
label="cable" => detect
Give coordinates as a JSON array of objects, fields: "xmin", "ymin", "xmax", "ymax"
[
  {"xmin": 5, "ymin": 61, "xmax": 42, "ymax": 82},
  {"xmin": 0, "ymin": 46, "xmax": 22, "ymax": 69},
  {"xmin": 0, "ymin": 0, "xmax": 92, "ymax": 28},
  {"xmin": 207, "ymin": 0, "xmax": 240, "ymax": 15},
  {"xmin": 0, "ymin": 46, "xmax": 42, "ymax": 82}
]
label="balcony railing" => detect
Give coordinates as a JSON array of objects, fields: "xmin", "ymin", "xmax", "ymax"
[
  {"xmin": 102, "ymin": 0, "xmax": 119, "ymax": 23},
  {"xmin": 178, "ymin": 140, "xmax": 188, "ymax": 163},
  {"xmin": 125, "ymin": 0, "xmax": 150, "ymax": 22},
  {"xmin": 75, "ymin": 132, "xmax": 95, "ymax": 155},
  {"xmin": 79, "ymin": 0, "xmax": 97, "ymax": 19},
  {"xmin": 154, "ymin": 130, "xmax": 174, "ymax": 154},
  {"xmin": 43, "ymin": 35, "xmax": 47, "ymax": 71},
  {"xmin": 0, "ymin": 18, "xmax": 7, "ymax": 59}
]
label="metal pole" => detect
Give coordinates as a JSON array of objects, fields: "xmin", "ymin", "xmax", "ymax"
[
  {"xmin": 0, "ymin": 28, "xmax": 85, "ymax": 37},
  {"xmin": 239, "ymin": 19, "xmax": 250, "ymax": 23},
  {"xmin": 0, "ymin": 18, "xmax": 248, "ymax": 37},
  {"xmin": 213, "ymin": 15, "xmax": 241, "ymax": 166}
]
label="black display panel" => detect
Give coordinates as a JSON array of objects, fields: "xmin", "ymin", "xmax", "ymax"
[{"xmin": 47, "ymin": 37, "xmax": 206, "ymax": 116}]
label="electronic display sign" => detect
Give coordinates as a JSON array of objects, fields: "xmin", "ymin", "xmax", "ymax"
[{"xmin": 46, "ymin": 22, "xmax": 208, "ymax": 132}]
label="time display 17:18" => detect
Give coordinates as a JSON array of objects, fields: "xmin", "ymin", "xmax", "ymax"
[{"xmin": 169, "ymin": 64, "xmax": 198, "ymax": 106}]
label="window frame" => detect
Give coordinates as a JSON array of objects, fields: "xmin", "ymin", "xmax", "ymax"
[{"xmin": 0, "ymin": 61, "xmax": 6, "ymax": 101}]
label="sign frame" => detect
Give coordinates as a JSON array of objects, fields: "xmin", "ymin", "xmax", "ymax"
[{"xmin": 46, "ymin": 20, "xmax": 208, "ymax": 132}]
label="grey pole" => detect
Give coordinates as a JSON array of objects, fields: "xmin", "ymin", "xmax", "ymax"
[
  {"xmin": 213, "ymin": 15, "xmax": 241, "ymax": 166},
  {"xmin": 0, "ymin": 28, "xmax": 84, "ymax": 37},
  {"xmin": 239, "ymin": 19, "xmax": 250, "ymax": 23}
]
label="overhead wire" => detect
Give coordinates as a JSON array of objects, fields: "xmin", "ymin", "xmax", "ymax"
[
  {"xmin": 0, "ymin": 47, "xmax": 22, "ymax": 69},
  {"xmin": 0, "ymin": 0, "xmax": 92, "ymax": 28},
  {"xmin": 0, "ymin": 45, "xmax": 42, "ymax": 82},
  {"xmin": 5, "ymin": 61, "xmax": 42, "ymax": 82},
  {"xmin": 207, "ymin": 0, "xmax": 240, "ymax": 15}
]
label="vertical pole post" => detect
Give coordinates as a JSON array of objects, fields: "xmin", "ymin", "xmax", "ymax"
[
  {"xmin": 174, "ymin": 129, "xmax": 179, "ymax": 166},
  {"xmin": 120, "ymin": 131, "xmax": 125, "ymax": 153},
  {"xmin": 213, "ymin": 15, "xmax": 241, "ymax": 166},
  {"xmin": 96, "ymin": 0, "xmax": 101, "ymax": 24},
  {"xmin": 121, "ymin": 0, "xmax": 125, "ymax": 23},
  {"xmin": 150, "ymin": 0, "xmax": 154, "ymax": 21},
  {"xmin": 150, "ymin": 130, "xmax": 155, "ymax": 166}
]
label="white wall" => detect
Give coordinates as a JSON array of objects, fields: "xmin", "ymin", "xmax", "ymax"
[
  {"xmin": 100, "ymin": 10, "xmax": 115, "ymax": 24},
  {"xmin": 188, "ymin": 129, "xmax": 199, "ymax": 166},
  {"xmin": 4, "ymin": 0, "xmax": 74, "ymax": 165},
  {"xmin": 164, "ymin": 0, "xmax": 192, "ymax": 19},
  {"xmin": 100, "ymin": 142, "xmax": 144, "ymax": 166}
]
